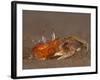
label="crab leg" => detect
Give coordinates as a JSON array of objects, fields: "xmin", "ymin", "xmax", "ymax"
[{"xmin": 57, "ymin": 51, "xmax": 75, "ymax": 60}]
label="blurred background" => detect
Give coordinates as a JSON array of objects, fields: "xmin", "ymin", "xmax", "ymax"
[{"xmin": 23, "ymin": 10, "xmax": 91, "ymax": 69}]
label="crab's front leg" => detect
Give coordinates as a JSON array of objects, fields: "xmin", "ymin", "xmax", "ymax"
[
  {"xmin": 54, "ymin": 48, "xmax": 76, "ymax": 60},
  {"xmin": 57, "ymin": 54, "xmax": 68, "ymax": 60},
  {"xmin": 57, "ymin": 54, "xmax": 71, "ymax": 60},
  {"xmin": 57, "ymin": 50, "xmax": 75, "ymax": 60}
]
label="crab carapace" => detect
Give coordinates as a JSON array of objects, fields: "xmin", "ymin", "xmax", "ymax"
[
  {"xmin": 32, "ymin": 38, "xmax": 62, "ymax": 60},
  {"xmin": 32, "ymin": 34, "xmax": 88, "ymax": 60}
]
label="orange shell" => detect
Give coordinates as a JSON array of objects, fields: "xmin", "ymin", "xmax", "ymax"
[{"xmin": 32, "ymin": 39, "xmax": 62, "ymax": 60}]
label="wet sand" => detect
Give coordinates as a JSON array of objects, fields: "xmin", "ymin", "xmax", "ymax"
[{"xmin": 22, "ymin": 10, "xmax": 91, "ymax": 69}]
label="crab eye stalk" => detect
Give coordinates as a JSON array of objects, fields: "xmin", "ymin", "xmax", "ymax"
[
  {"xmin": 41, "ymin": 36, "xmax": 46, "ymax": 43},
  {"xmin": 51, "ymin": 32, "xmax": 56, "ymax": 40}
]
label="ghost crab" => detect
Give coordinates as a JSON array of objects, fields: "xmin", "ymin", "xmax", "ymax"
[{"xmin": 32, "ymin": 33, "xmax": 88, "ymax": 60}]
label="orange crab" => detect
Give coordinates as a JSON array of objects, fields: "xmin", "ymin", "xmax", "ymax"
[
  {"xmin": 32, "ymin": 38, "xmax": 62, "ymax": 60},
  {"xmin": 32, "ymin": 33, "xmax": 88, "ymax": 60}
]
